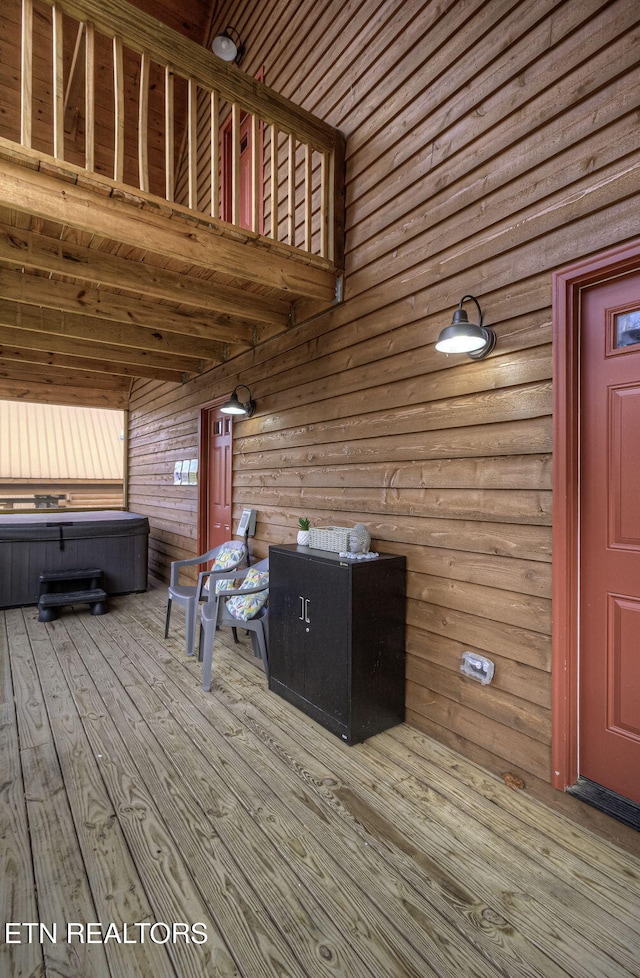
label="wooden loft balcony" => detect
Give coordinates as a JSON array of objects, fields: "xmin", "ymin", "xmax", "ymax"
[{"xmin": 0, "ymin": 0, "xmax": 345, "ymax": 408}]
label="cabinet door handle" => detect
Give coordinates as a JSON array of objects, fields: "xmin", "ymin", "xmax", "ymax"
[
  {"xmin": 304, "ymin": 598, "xmax": 311, "ymax": 623},
  {"xmin": 299, "ymin": 596, "xmax": 305, "ymax": 621}
]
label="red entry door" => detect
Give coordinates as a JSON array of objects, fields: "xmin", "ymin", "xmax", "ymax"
[
  {"xmin": 204, "ymin": 407, "xmax": 233, "ymax": 550},
  {"xmin": 580, "ymin": 272, "xmax": 640, "ymax": 805}
]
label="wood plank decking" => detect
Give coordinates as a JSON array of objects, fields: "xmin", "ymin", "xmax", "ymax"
[{"xmin": 2, "ymin": 587, "xmax": 639, "ymax": 978}]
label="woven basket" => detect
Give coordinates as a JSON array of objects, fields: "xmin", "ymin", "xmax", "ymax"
[{"xmin": 309, "ymin": 525, "xmax": 350, "ymax": 553}]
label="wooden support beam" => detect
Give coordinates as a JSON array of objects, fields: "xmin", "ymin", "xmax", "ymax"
[
  {"xmin": 0, "ymin": 378, "xmax": 129, "ymax": 409},
  {"xmin": 0, "ymin": 151, "xmax": 337, "ymax": 300},
  {"xmin": 0, "ymin": 358, "xmax": 131, "ymax": 392},
  {"xmin": 0, "ymin": 224, "xmax": 290, "ymax": 326},
  {"xmin": 0, "ymin": 341, "xmax": 191, "ymax": 384},
  {"xmin": 0, "ymin": 267, "xmax": 254, "ymax": 346},
  {"xmin": 0, "ymin": 299, "xmax": 226, "ymax": 361},
  {"xmin": 0, "ymin": 323, "xmax": 203, "ymax": 375}
]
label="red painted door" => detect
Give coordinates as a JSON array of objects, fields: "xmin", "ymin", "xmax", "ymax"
[
  {"xmin": 580, "ymin": 272, "xmax": 640, "ymax": 804},
  {"xmin": 205, "ymin": 407, "xmax": 232, "ymax": 549}
]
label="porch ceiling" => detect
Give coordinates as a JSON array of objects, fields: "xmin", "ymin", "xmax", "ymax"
[{"xmin": 0, "ymin": 145, "xmax": 338, "ymax": 410}]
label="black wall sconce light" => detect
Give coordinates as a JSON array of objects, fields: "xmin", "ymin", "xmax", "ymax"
[
  {"xmin": 435, "ymin": 295, "xmax": 496, "ymax": 360},
  {"xmin": 220, "ymin": 385, "xmax": 255, "ymax": 417},
  {"xmin": 212, "ymin": 26, "xmax": 245, "ymax": 65}
]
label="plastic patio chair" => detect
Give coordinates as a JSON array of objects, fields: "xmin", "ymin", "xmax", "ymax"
[
  {"xmin": 164, "ymin": 540, "xmax": 247, "ymax": 656},
  {"xmin": 199, "ymin": 558, "xmax": 269, "ymax": 691}
]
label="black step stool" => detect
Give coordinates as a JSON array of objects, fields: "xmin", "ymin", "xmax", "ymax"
[{"xmin": 38, "ymin": 568, "xmax": 108, "ymax": 622}]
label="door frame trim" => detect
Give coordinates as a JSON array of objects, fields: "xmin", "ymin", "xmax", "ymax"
[
  {"xmin": 198, "ymin": 396, "xmax": 232, "ymax": 555},
  {"xmin": 552, "ymin": 238, "xmax": 640, "ymax": 791}
]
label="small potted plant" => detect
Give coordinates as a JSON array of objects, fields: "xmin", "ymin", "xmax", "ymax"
[{"xmin": 297, "ymin": 516, "xmax": 311, "ymax": 546}]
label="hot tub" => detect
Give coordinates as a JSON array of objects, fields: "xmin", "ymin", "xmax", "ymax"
[{"xmin": 0, "ymin": 510, "xmax": 149, "ymax": 608}]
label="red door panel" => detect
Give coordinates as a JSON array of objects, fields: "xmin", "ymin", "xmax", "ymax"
[
  {"xmin": 204, "ymin": 409, "xmax": 232, "ymax": 550},
  {"xmin": 580, "ymin": 275, "xmax": 640, "ymax": 804}
]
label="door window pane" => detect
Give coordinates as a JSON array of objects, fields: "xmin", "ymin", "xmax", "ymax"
[{"xmin": 615, "ymin": 310, "xmax": 640, "ymax": 348}]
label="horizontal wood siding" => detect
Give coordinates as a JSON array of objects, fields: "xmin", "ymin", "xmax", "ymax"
[{"xmin": 128, "ymin": 0, "xmax": 640, "ymax": 789}]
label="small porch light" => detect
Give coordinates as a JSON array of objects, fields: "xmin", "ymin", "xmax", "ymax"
[
  {"xmin": 435, "ymin": 295, "xmax": 496, "ymax": 360},
  {"xmin": 212, "ymin": 27, "xmax": 245, "ymax": 65},
  {"xmin": 220, "ymin": 385, "xmax": 255, "ymax": 417}
]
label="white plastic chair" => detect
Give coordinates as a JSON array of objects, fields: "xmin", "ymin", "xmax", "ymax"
[
  {"xmin": 164, "ymin": 540, "xmax": 247, "ymax": 656},
  {"xmin": 199, "ymin": 558, "xmax": 269, "ymax": 691}
]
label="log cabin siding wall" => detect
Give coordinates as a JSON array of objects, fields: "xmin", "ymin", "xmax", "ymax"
[{"xmin": 128, "ymin": 0, "xmax": 640, "ymax": 791}]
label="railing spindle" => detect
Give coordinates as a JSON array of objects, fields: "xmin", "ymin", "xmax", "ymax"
[
  {"xmin": 321, "ymin": 150, "xmax": 332, "ymax": 260},
  {"xmin": 138, "ymin": 52, "xmax": 149, "ymax": 192},
  {"xmin": 232, "ymin": 102, "xmax": 240, "ymax": 227},
  {"xmin": 270, "ymin": 123, "xmax": 278, "ymax": 241},
  {"xmin": 187, "ymin": 77, "xmax": 197, "ymax": 210},
  {"xmin": 113, "ymin": 36, "xmax": 124, "ymax": 181},
  {"xmin": 85, "ymin": 22, "xmax": 95, "ymax": 171},
  {"xmin": 251, "ymin": 113, "xmax": 259, "ymax": 233},
  {"xmin": 210, "ymin": 90, "xmax": 219, "ymax": 218},
  {"xmin": 164, "ymin": 67, "xmax": 174, "ymax": 201},
  {"xmin": 304, "ymin": 144, "xmax": 312, "ymax": 253},
  {"xmin": 52, "ymin": 5, "xmax": 65, "ymax": 159},
  {"xmin": 21, "ymin": 0, "xmax": 33, "ymax": 148},
  {"xmin": 287, "ymin": 133, "xmax": 295, "ymax": 246}
]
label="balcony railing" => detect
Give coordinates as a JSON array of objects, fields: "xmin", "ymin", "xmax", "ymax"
[{"xmin": 8, "ymin": 0, "xmax": 345, "ymax": 265}]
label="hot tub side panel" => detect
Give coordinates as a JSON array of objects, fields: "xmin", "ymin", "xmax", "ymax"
[{"xmin": 0, "ymin": 512, "xmax": 149, "ymax": 608}]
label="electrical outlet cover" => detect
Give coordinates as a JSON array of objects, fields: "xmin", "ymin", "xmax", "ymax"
[{"xmin": 460, "ymin": 651, "xmax": 494, "ymax": 685}]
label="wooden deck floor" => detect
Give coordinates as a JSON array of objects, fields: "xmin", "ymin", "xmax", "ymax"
[{"xmin": 2, "ymin": 587, "xmax": 640, "ymax": 978}]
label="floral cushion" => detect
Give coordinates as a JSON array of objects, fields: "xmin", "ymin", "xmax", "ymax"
[
  {"xmin": 202, "ymin": 543, "xmax": 245, "ymax": 592},
  {"xmin": 212, "ymin": 544, "xmax": 245, "ymax": 570},
  {"xmin": 225, "ymin": 567, "xmax": 269, "ymax": 621}
]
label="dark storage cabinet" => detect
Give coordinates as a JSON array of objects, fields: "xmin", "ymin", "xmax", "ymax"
[{"xmin": 268, "ymin": 544, "xmax": 406, "ymax": 743}]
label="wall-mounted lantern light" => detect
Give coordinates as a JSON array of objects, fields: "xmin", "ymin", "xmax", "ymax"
[
  {"xmin": 212, "ymin": 27, "xmax": 245, "ymax": 65},
  {"xmin": 435, "ymin": 295, "xmax": 496, "ymax": 360},
  {"xmin": 220, "ymin": 385, "xmax": 255, "ymax": 417}
]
